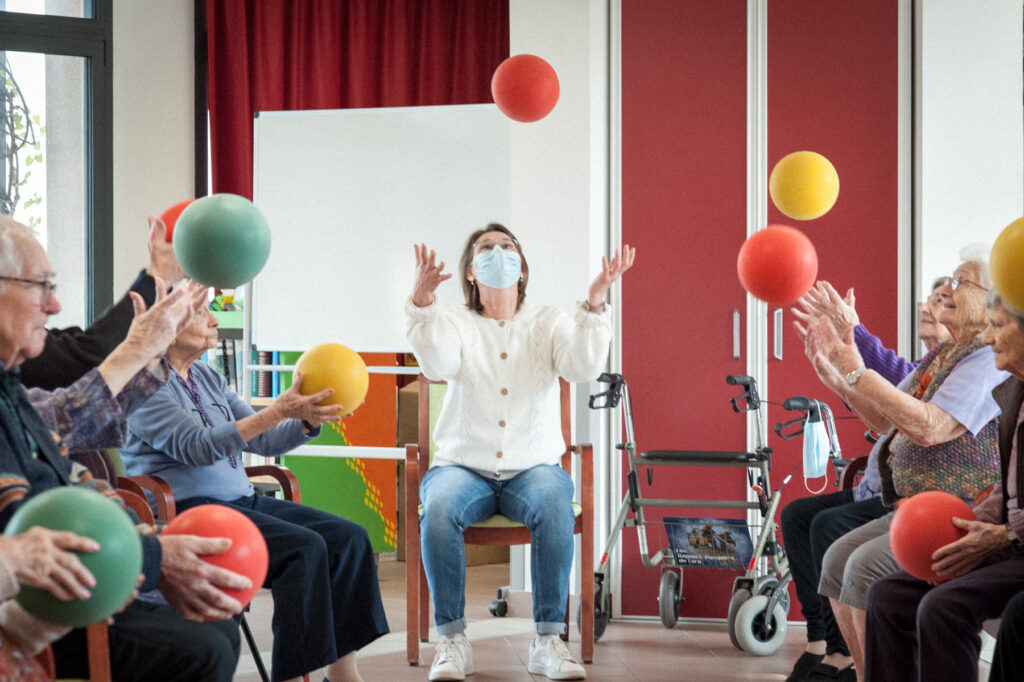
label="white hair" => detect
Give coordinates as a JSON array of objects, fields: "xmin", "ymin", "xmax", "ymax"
[
  {"xmin": 959, "ymin": 242, "xmax": 992, "ymax": 288},
  {"xmin": 0, "ymin": 214, "xmax": 38, "ymax": 291}
]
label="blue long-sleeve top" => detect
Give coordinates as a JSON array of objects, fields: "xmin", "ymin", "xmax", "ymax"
[
  {"xmin": 853, "ymin": 324, "xmax": 920, "ymax": 386},
  {"xmin": 121, "ymin": 361, "xmax": 318, "ymax": 502}
]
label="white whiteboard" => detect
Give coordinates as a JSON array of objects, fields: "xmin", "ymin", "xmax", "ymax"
[{"xmin": 252, "ymin": 104, "xmax": 519, "ymax": 351}]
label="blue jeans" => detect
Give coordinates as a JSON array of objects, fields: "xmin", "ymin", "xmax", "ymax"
[{"xmin": 419, "ymin": 464, "xmax": 576, "ymax": 636}]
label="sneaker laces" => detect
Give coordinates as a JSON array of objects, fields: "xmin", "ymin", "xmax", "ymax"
[
  {"xmin": 540, "ymin": 636, "xmax": 576, "ymax": 668},
  {"xmin": 435, "ymin": 637, "xmax": 463, "ymax": 665}
]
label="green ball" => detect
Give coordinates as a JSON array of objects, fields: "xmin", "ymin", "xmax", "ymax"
[
  {"xmin": 5, "ymin": 487, "xmax": 142, "ymax": 627},
  {"xmin": 172, "ymin": 193, "xmax": 272, "ymax": 288}
]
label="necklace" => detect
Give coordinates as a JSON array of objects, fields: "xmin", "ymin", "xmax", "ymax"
[{"xmin": 169, "ymin": 360, "xmax": 238, "ymax": 469}]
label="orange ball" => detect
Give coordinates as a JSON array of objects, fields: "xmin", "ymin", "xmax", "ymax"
[
  {"xmin": 159, "ymin": 198, "xmax": 196, "ymax": 243},
  {"xmin": 294, "ymin": 343, "xmax": 369, "ymax": 414},
  {"xmin": 162, "ymin": 504, "xmax": 268, "ymax": 611},
  {"xmin": 491, "ymin": 54, "xmax": 560, "ymax": 123},
  {"xmin": 890, "ymin": 491, "xmax": 974, "ymax": 584},
  {"xmin": 736, "ymin": 225, "xmax": 818, "ymax": 305}
]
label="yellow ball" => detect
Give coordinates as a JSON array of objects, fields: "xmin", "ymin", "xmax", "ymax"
[
  {"xmin": 769, "ymin": 151, "xmax": 840, "ymax": 221},
  {"xmin": 991, "ymin": 216, "xmax": 1024, "ymax": 313},
  {"xmin": 293, "ymin": 343, "xmax": 369, "ymax": 414}
]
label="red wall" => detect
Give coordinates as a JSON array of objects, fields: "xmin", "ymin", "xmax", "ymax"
[{"xmin": 621, "ymin": 0, "xmax": 900, "ymax": 619}]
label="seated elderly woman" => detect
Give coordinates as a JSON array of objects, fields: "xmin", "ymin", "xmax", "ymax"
[
  {"xmin": 780, "ymin": 278, "xmax": 952, "ymax": 682},
  {"xmin": 0, "ymin": 214, "xmax": 251, "ymax": 681},
  {"xmin": 792, "ymin": 250, "xmax": 1009, "ymax": 682},
  {"xmin": 120, "ymin": 303, "xmax": 388, "ymax": 682},
  {"xmin": 864, "ymin": 290, "xmax": 1024, "ymax": 682}
]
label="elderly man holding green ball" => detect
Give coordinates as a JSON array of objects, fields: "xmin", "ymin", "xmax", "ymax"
[{"xmin": 0, "ymin": 214, "xmax": 250, "ymax": 681}]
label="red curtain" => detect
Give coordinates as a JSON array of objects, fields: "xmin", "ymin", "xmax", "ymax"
[{"xmin": 206, "ymin": 0, "xmax": 509, "ymax": 198}]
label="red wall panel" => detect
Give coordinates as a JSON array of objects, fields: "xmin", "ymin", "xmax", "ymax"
[
  {"xmin": 620, "ymin": 0, "xmax": 900, "ymax": 620},
  {"xmin": 621, "ymin": 0, "xmax": 750, "ymax": 619}
]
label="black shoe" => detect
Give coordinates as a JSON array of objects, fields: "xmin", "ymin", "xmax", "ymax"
[
  {"xmin": 805, "ymin": 663, "xmax": 856, "ymax": 682},
  {"xmin": 785, "ymin": 651, "xmax": 825, "ymax": 682}
]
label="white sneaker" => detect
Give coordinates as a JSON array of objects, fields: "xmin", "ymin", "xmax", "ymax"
[
  {"xmin": 429, "ymin": 633, "xmax": 474, "ymax": 681},
  {"xmin": 527, "ymin": 635, "xmax": 586, "ymax": 680}
]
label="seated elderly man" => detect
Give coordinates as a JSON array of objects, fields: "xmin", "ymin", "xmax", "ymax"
[
  {"xmin": 864, "ymin": 290, "xmax": 1024, "ymax": 682},
  {"xmin": 0, "ymin": 215, "xmax": 249, "ymax": 681}
]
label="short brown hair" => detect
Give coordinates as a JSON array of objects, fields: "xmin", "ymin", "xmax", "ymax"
[{"xmin": 458, "ymin": 223, "xmax": 529, "ymax": 314}]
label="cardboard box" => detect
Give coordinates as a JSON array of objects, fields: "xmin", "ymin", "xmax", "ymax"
[{"xmin": 395, "ymin": 381, "xmax": 509, "ymax": 566}]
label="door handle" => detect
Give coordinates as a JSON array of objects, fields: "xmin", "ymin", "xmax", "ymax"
[
  {"xmin": 732, "ymin": 309, "xmax": 741, "ymax": 359},
  {"xmin": 773, "ymin": 308, "xmax": 783, "ymax": 360}
]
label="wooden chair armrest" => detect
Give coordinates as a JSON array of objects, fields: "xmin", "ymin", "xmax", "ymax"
[
  {"xmin": 839, "ymin": 455, "xmax": 869, "ymax": 490},
  {"xmin": 116, "ymin": 487, "xmax": 155, "ymax": 526},
  {"xmin": 119, "ymin": 475, "xmax": 176, "ymax": 521},
  {"xmin": 246, "ymin": 465, "xmax": 301, "ymax": 503}
]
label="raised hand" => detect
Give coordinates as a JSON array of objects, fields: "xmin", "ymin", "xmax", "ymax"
[
  {"xmin": 587, "ymin": 245, "xmax": 636, "ymax": 309},
  {"xmin": 792, "ymin": 281, "xmax": 859, "ymax": 337},
  {"xmin": 147, "ymin": 216, "xmax": 186, "ymax": 285},
  {"xmin": 412, "ymin": 243, "xmax": 452, "ymax": 307}
]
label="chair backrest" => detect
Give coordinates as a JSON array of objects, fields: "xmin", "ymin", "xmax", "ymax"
[{"xmin": 413, "ymin": 374, "xmax": 572, "ymax": 487}]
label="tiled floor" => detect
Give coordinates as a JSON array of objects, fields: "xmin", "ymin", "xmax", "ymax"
[
  {"xmin": 234, "ymin": 558, "xmax": 811, "ymax": 681},
  {"xmin": 233, "ymin": 557, "xmax": 994, "ymax": 681}
]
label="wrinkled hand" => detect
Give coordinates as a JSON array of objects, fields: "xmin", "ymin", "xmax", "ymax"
[
  {"xmin": 587, "ymin": 245, "xmax": 636, "ymax": 308},
  {"xmin": 412, "ymin": 244, "xmax": 452, "ymax": 307},
  {"xmin": 930, "ymin": 517, "xmax": 1006, "ymax": 580},
  {"xmin": 793, "ymin": 315, "xmax": 863, "ymax": 393},
  {"xmin": 0, "ymin": 528, "xmax": 98, "ymax": 601},
  {"xmin": 271, "ymin": 372, "xmax": 344, "ymax": 427},
  {"xmin": 792, "ymin": 281, "xmax": 859, "ymax": 337},
  {"xmin": 147, "ymin": 217, "xmax": 186, "ymax": 285},
  {"xmin": 126, "ymin": 279, "xmax": 206, "ymax": 358},
  {"xmin": 157, "ymin": 534, "xmax": 248, "ymax": 622}
]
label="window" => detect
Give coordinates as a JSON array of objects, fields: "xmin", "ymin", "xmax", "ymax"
[{"xmin": 0, "ymin": 0, "xmax": 113, "ymax": 324}]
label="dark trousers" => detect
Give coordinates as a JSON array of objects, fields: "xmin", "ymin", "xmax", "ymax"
[
  {"xmin": 991, "ymin": 590, "xmax": 1024, "ymax": 682},
  {"xmin": 53, "ymin": 599, "xmax": 240, "ymax": 681},
  {"xmin": 779, "ymin": 490, "xmax": 888, "ymax": 655},
  {"xmin": 865, "ymin": 551, "xmax": 1024, "ymax": 682},
  {"xmin": 179, "ymin": 494, "xmax": 389, "ymax": 681}
]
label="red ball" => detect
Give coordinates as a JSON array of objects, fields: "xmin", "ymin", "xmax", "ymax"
[
  {"xmin": 736, "ymin": 224, "xmax": 818, "ymax": 305},
  {"xmin": 491, "ymin": 54, "xmax": 560, "ymax": 123},
  {"xmin": 160, "ymin": 198, "xmax": 196, "ymax": 243},
  {"xmin": 890, "ymin": 491, "xmax": 975, "ymax": 584},
  {"xmin": 162, "ymin": 505, "xmax": 268, "ymax": 610}
]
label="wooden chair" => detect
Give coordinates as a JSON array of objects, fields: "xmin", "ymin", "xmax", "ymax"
[
  {"xmin": 404, "ymin": 374, "xmax": 594, "ymax": 666},
  {"xmin": 122, "ymin": 461, "xmax": 306, "ymax": 682}
]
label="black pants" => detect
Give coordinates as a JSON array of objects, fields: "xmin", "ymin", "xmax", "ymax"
[
  {"xmin": 865, "ymin": 551, "xmax": 1024, "ymax": 682},
  {"xmin": 179, "ymin": 493, "xmax": 389, "ymax": 681},
  {"xmin": 991, "ymin": 590, "xmax": 1024, "ymax": 682},
  {"xmin": 779, "ymin": 490, "xmax": 888, "ymax": 655},
  {"xmin": 53, "ymin": 599, "xmax": 240, "ymax": 681}
]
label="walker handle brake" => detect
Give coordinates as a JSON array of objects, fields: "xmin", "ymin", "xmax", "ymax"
[{"xmin": 589, "ymin": 373, "xmax": 625, "ymax": 409}]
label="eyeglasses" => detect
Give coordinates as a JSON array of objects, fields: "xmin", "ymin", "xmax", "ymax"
[
  {"xmin": 940, "ymin": 274, "xmax": 989, "ymax": 293},
  {"xmin": 0, "ymin": 276, "xmax": 57, "ymax": 304}
]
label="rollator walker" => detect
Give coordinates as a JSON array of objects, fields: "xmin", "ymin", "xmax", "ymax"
[{"xmin": 583, "ymin": 372, "xmax": 842, "ymax": 655}]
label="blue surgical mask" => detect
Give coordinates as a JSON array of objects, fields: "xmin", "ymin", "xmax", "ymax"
[
  {"xmin": 803, "ymin": 414, "xmax": 830, "ymax": 493},
  {"xmin": 474, "ymin": 246, "xmax": 522, "ymax": 289}
]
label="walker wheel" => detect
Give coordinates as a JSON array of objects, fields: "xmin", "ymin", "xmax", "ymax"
[
  {"xmin": 489, "ymin": 599, "xmax": 508, "ymax": 617},
  {"xmin": 726, "ymin": 588, "xmax": 752, "ymax": 651},
  {"xmin": 576, "ymin": 579, "xmax": 612, "ymax": 641},
  {"xmin": 658, "ymin": 570, "xmax": 680, "ymax": 629},
  {"xmin": 733, "ymin": 595, "xmax": 787, "ymax": 656}
]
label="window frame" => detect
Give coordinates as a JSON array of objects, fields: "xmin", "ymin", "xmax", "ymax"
[{"xmin": 0, "ymin": 1, "xmax": 114, "ymax": 320}]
